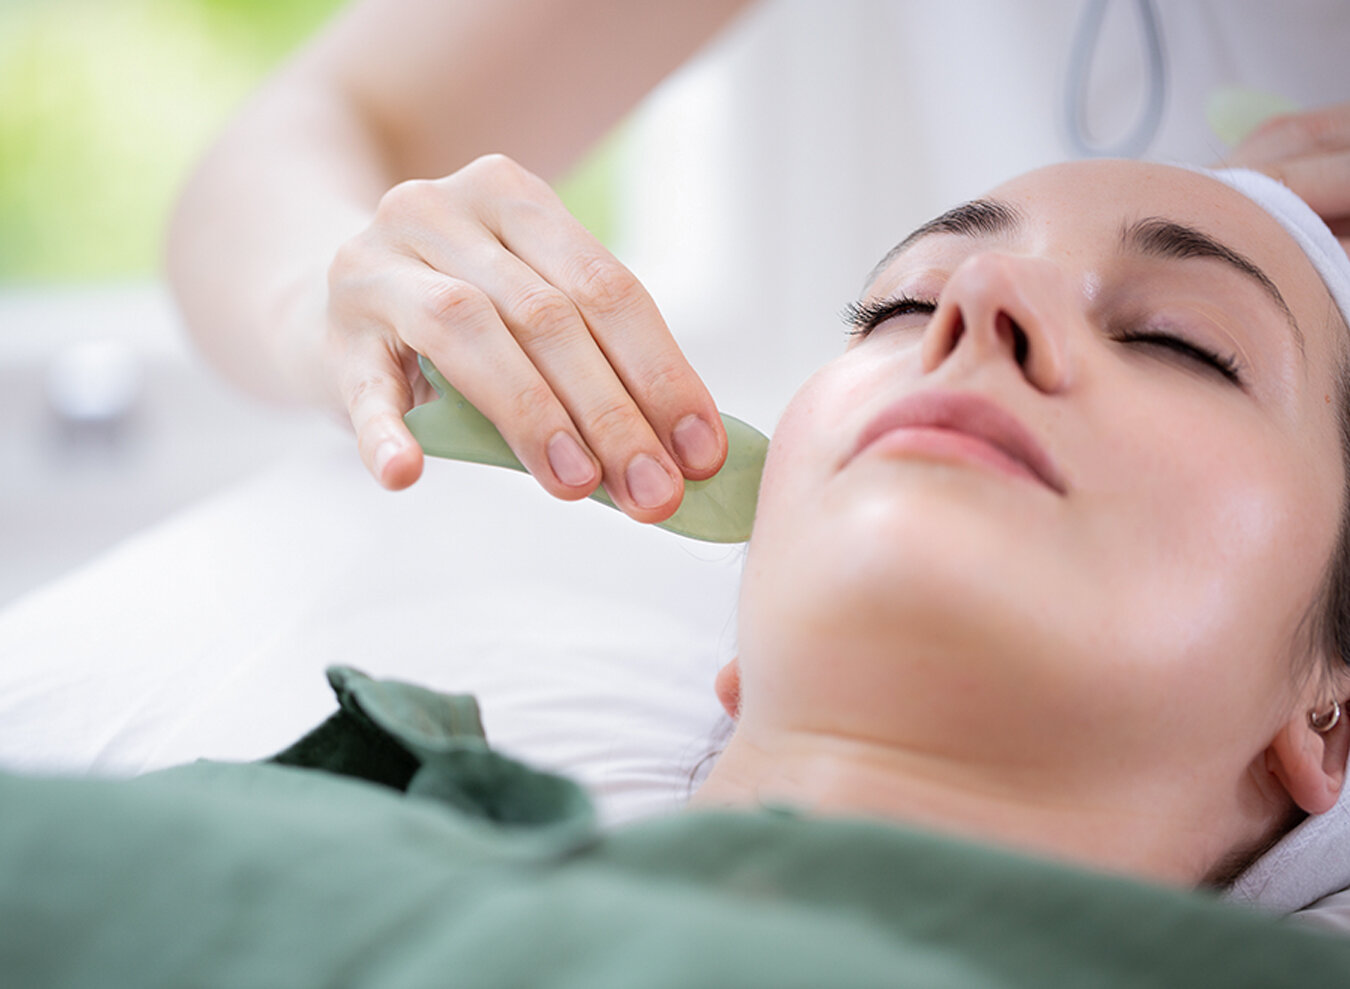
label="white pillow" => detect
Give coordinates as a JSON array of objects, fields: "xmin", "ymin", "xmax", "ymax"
[{"xmin": 0, "ymin": 439, "xmax": 740, "ymax": 826}]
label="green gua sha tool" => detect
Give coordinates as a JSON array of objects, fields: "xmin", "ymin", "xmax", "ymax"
[{"xmin": 404, "ymin": 355, "xmax": 768, "ymax": 543}]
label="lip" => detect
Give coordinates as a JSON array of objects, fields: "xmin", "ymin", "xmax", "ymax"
[{"xmin": 849, "ymin": 391, "xmax": 1066, "ymax": 494}]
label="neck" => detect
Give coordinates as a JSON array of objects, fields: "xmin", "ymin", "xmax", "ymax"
[{"xmin": 689, "ymin": 719, "xmax": 1216, "ymax": 887}]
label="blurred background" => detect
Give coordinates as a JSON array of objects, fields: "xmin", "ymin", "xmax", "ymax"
[
  {"xmin": 5, "ymin": 0, "xmax": 1224, "ymax": 607},
  {"xmin": 0, "ymin": 0, "xmax": 1075, "ymax": 608},
  {"xmin": 0, "ymin": 0, "xmax": 622, "ymax": 606},
  {"xmin": 0, "ymin": 0, "xmax": 342, "ymax": 606}
]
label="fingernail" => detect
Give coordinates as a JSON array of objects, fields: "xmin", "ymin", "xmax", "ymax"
[
  {"xmin": 547, "ymin": 432, "xmax": 597, "ymax": 487},
  {"xmin": 626, "ymin": 453, "xmax": 676, "ymax": 509},
  {"xmin": 672, "ymin": 415, "xmax": 721, "ymax": 472}
]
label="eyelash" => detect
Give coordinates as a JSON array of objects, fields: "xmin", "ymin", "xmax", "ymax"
[
  {"xmin": 839, "ymin": 295, "xmax": 1245, "ymax": 386},
  {"xmin": 841, "ymin": 295, "xmax": 935, "ymax": 335},
  {"xmin": 1112, "ymin": 330, "xmax": 1243, "ymax": 384}
]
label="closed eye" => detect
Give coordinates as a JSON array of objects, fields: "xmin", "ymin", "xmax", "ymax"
[
  {"xmin": 1114, "ymin": 331, "xmax": 1244, "ymax": 385},
  {"xmin": 841, "ymin": 295, "xmax": 937, "ymax": 336},
  {"xmin": 843, "ymin": 297, "xmax": 1246, "ymax": 386}
]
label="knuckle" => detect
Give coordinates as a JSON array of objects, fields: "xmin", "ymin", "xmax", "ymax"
[
  {"xmin": 584, "ymin": 397, "xmax": 639, "ymax": 444},
  {"xmin": 420, "ymin": 279, "xmax": 487, "ymax": 328},
  {"xmin": 507, "ymin": 380, "xmax": 556, "ymax": 426},
  {"xmin": 328, "ymin": 239, "xmax": 359, "ymax": 281},
  {"xmin": 346, "ymin": 371, "xmax": 401, "ymax": 418},
  {"xmin": 472, "ymin": 152, "xmax": 518, "ymax": 173},
  {"xmin": 327, "ymin": 236, "xmax": 376, "ymax": 291},
  {"xmin": 641, "ymin": 357, "xmax": 694, "ymax": 399},
  {"xmin": 326, "ymin": 262, "xmax": 385, "ymax": 332},
  {"xmin": 326, "ymin": 244, "xmax": 358, "ymax": 295},
  {"xmin": 463, "ymin": 153, "xmax": 529, "ymax": 191},
  {"xmin": 511, "ymin": 284, "xmax": 578, "ymax": 339},
  {"xmin": 377, "ymin": 178, "xmax": 436, "ymax": 220},
  {"xmin": 569, "ymin": 253, "xmax": 642, "ymax": 319},
  {"xmin": 452, "ymin": 155, "xmax": 552, "ymax": 214}
]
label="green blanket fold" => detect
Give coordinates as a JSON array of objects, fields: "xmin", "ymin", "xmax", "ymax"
[{"xmin": 2, "ymin": 666, "xmax": 1346, "ymax": 987}]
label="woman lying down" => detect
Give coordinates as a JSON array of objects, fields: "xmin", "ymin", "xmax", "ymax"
[{"xmin": 9, "ymin": 159, "xmax": 1350, "ymax": 985}]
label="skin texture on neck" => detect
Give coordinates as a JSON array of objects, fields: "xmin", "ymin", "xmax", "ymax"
[
  {"xmin": 692, "ymin": 160, "xmax": 1350, "ymax": 888},
  {"xmin": 691, "ymin": 707, "xmax": 1275, "ymax": 886}
]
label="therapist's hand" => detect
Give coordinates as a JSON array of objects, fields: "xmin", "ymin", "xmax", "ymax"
[
  {"xmin": 326, "ymin": 153, "xmax": 726, "ymax": 522},
  {"xmin": 1227, "ymin": 100, "xmax": 1350, "ymax": 256}
]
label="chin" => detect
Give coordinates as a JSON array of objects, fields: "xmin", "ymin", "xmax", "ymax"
[
  {"xmin": 740, "ymin": 499, "xmax": 1101, "ymax": 765},
  {"xmin": 764, "ymin": 456, "xmax": 1046, "ymax": 577},
  {"xmin": 744, "ymin": 466, "xmax": 1067, "ymax": 665}
]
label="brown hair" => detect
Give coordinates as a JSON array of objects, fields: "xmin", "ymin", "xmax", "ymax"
[{"xmin": 1299, "ymin": 309, "xmax": 1350, "ymax": 687}]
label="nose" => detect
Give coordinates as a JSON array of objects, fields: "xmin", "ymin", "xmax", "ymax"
[{"xmin": 919, "ymin": 253, "xmax": 1074, "ymax": 394}]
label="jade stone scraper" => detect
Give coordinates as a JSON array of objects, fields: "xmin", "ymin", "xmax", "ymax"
[{"xmin": 404, "ymin": 356, "xmax": 769, "ymax": 543}]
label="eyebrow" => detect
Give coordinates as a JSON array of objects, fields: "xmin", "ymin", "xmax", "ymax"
[
  {"xmin": 866, "ymin": 198, "xmax": 1023, "ymax": 286},
  {"xmin": 1121, "ymin": 217, "xmax": 1305, "ymax": 359}
]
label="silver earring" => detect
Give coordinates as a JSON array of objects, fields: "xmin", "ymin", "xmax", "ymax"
[{"xmin": 1310, "ymin": 699, "xmax": 1342, "ymax": 734}]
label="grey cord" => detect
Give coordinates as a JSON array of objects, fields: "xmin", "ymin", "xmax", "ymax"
[{"xmin": 1063, "ymin": 0, "xmax": 1167, "ymax": 158}]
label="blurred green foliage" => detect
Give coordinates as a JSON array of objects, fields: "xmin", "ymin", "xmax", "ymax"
[{"xmin": 0, "ymin": 0, "xmax": 616, "ymax": 284}]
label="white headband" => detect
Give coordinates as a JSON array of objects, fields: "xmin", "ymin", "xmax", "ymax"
[
  {"xmin": 1211, "ymin": 167, "xmax": 1350, "ymax": 913},
  {"xmin": 1198, "ymin": 167, "xmax": 1350, "ymax": 329}
]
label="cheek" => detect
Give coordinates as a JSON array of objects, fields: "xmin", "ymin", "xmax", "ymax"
[
  {"xmin": 750, "ymin": 357, "xmax": 878, "ymax": 535},
  {"xmin": 739, "ymin": 357, "xmax": 896, "ymax": 666},
  {"xmin": 1077, "ymin": 400, "xmax": 1339, "ymax": 715}
]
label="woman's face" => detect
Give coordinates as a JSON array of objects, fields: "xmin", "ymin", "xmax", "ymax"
[{"xmin": 738, "ymin": 160, "xmax": 1346, "ymax": 795}]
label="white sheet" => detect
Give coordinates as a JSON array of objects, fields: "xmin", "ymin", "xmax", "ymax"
[{"xmin": 0, "ymin": 440, "xmax": 739, "ymax": 826}]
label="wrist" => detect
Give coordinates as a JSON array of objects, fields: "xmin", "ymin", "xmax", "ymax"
[{"xmin": 270, "ymin": 266, "xmax": 345, "ymax": 416}]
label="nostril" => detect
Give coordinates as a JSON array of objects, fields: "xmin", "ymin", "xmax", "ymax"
[
  {"xmin": 1012, "ymin": 322, "xmax": 1029, "ymax": 366},
  {"xmin": 996, "ymin": 312, "xmax": 1030, "ymax": 367}
]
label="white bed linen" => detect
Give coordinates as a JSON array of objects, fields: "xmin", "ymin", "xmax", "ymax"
[{"xmin": 0, "ymin": 440, "xmax": 738, "ymax": 826}]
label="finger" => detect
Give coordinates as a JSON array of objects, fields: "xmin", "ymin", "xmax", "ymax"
[
  {"xmin": 384, "ymin": 261, "xmax": 626, "ymax": 508},
  {"xmin": 532, "ymin": 234, "xmax": 729, "ymax": 481},
  {"xmin": 475, "ymin": 166, "xmax": 728, "ymax": 481},
  {"xmin": 404, "ymin": 236, "xmax": 686, "ymax": 521},
  {"xmin": 1228, "ymin": 101, "xmax": 1350, "ymax": 168},
  {"xmin": 1255, "ymin": 149, "xmax": 1350, "ymax": 224},
  {"xmin": 339, "ymin": 333, "xmax": 425, "ymax": 491}
]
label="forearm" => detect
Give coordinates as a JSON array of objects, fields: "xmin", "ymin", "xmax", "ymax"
[{"xmin": 166, "ymin": 64, "xmax": 391, "ymax": 411}]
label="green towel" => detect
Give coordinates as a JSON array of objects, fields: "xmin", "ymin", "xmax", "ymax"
[{"xmin": 2, "ymin": 666, "xmax": 1347, "ymax": 987}]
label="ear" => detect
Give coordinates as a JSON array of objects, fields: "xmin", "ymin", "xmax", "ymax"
[
  {"xmin": 714, "ymin": 657, "xmax": 741, "ymax": 720},
  {"xmin": 1265, "ymin": 698, "xmax": 1350, "ymax": 815}
]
